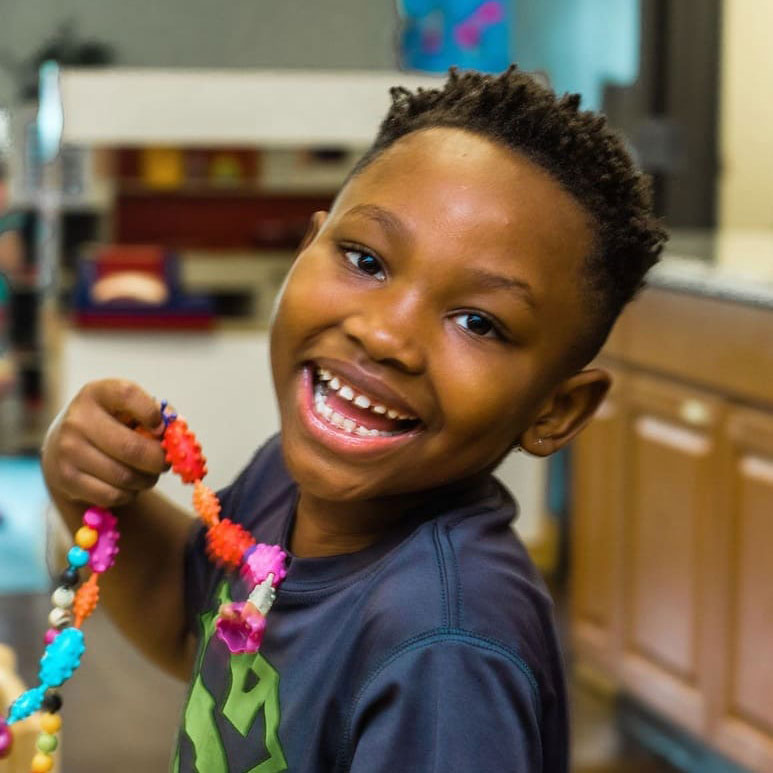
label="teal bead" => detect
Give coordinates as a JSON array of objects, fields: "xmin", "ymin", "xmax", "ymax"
[
  {"xmin": 8, "ymin": 685, "xmax": 45, "ymax": 723},
  {"xmin": 67, "ymin": 546, "xmax": 89, "ymax": 568},
  {"xmin": 36, "ymin": 733, "xmax": 58, "ymax": 753}
]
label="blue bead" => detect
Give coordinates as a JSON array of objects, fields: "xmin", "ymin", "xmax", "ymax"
[
  {"xmin": 8, "ymin": 685, "xmax": 45, "ymax": 723},
  {"xmin": 67, "ymin": 546, "xmax": 90, "ymax": 568},
  {"xmin": 39, "ymin": 627, "xmax": 85, "ymax": 688}
]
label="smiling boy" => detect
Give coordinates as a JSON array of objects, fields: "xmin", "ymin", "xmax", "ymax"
[{"xmin": 42, "ymin": 68, "xmax": 666, "ymax": 771}]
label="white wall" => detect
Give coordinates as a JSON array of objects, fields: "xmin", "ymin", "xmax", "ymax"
[{"xmin": 59, "ymin": 329, "xmax": 278, "ymax": 506}]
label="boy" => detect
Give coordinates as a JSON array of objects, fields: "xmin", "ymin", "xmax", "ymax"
[{"xmin": 41, "ymin": 67, "xmax": 665, "ymax": 771}]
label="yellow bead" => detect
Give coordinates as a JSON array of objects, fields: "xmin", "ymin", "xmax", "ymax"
[
  {"xmin": 75, "ymin": 526, "xmax": 98, "ymax": 550},
  {"xmin": 31, "ymin": 752, "xmax": 54, "ymax": 772},
  {"xmin": 39, "ymin": 713, "xmax": 61, "ymax": 734}
]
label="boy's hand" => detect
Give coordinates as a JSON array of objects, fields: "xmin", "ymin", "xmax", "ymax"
[{"xmin": 42, "ymin": 379, "xmax": 169, "ymax": 510}]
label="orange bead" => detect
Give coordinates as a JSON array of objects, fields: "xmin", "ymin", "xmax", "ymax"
[
  {"xmin": 39, "ymin": 713, "xmax": 61, "ymax": 734},
  {"xmin": 73, "ymin": 573, "xmax": 100, "ymax": 628},
  {"xmin": 31, "ymin": 751, "xmax": 54, "ymax": 772},
  {"xmin": 205, "ymin": 519, "xmax": 254, "ymax": 571},
  {"xmin": 193, "ymin": 481, "xmax": 221, "ymax": 527},
  {"xmin": 75, "ymin": 526, "xmax": 98, "ymax": 549}
]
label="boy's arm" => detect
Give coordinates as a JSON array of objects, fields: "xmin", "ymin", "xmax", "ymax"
[
  {"xmin": 42, "ymin": 380, "xmax": 197, "ymax": 680},
  {"xmin": 346, "ymin": 637, "xmax": 560, "ymax": 772}
]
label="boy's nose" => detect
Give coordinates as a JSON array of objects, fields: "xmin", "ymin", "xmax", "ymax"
[{"xmin": 341, "ymin": 293, "xmax": 427, "ymax": 374}]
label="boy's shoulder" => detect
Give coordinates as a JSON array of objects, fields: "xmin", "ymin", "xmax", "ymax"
[{"xmin": 360, "ymin": 477, "xmax": 561, "ymax": 676}]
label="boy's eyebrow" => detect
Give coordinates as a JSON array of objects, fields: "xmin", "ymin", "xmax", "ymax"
[
  {"xmin": 341, "ymin": 203, "xmax": 536, "ymax": 310},
  {"xmin": 342, "ymin": 204, "xmax": 411, "ymax": 242},
  {"xmin": 464, "ymin": 267, "xmax": 537, "ymax": 310}
]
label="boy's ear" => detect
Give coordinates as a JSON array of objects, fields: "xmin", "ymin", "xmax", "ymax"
[
  {"xmin": 519, "ymin": 368, "xmax": 612, "ymax": 456},
  {"xmin": 298, "ymin": 211, "xmax": 328, "ymax": 253}
]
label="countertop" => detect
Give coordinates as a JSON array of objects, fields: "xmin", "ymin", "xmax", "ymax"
[{"xmin": 649, "ymin": 230, "xmax": 773, "ymax": 309}]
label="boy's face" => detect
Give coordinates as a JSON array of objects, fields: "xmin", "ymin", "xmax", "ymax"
[{"xmin": 271, "ymin": 127, "xmax": 598, "ymax": 502}]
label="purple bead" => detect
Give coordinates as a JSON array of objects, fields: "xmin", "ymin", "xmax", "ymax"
[
  {"xmin": 0, "ymin": 718, "xmax": 12, "ymax": 759},
  {"xmin": 44, "ymin": 627, "xmax": 60, "ymax": 645}
]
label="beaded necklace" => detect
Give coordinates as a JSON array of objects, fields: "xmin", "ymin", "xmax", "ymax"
[{"xmin": 0, "ymin": 402, "xmax": 288, "ymax": 770}]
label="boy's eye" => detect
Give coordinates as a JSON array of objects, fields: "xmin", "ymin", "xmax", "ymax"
[
  {"xmin": 453, "ymin": 312, "xmax": 500, "ymax": 339},
  {"xmin": 343, "ymin": 247, "xmax": 386, "ymax": 280}
]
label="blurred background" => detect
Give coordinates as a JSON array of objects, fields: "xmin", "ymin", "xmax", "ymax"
[{"xmin": 0, "ymin": 1, "xmax": 771, "ymax": 771}]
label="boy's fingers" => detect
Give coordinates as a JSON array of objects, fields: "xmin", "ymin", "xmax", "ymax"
[
  {"xmin": 76, "ymin": 440, "xmax": 161, "ymax": 493},
  {"xmin": 64, "ymin": 468, "xmax": 134, "ymax": 510},
  {"xmin": 81, "ymin": 403, "xmax": 168, "ymax": 476},
  {"xmin": 90, "ymin": 379, "xmax": 164, "ymax": 432}
]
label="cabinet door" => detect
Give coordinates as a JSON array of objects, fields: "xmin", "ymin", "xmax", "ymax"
[
  {"xmin": 707, "ymin": 407, "xmax": 773, "ymax": 770},
  {"xmin": 620, "ymin": 374, "xmax": 723, "ymax": 737},
  {"xmin": 570, "ymin": 365, "xmax": 627, "ymax": 675}
]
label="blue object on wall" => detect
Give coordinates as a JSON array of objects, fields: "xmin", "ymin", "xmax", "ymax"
[
  {"xmin": 0, "ymin": 457, "xmax": 49, "ymax": 593},
  {"xmin": 513, "ymin": 0, "xmax": 640, "ymax": 110},
  {"xmin": 398, "ymin": 0, "xmax": 511, "ymax": 73}
]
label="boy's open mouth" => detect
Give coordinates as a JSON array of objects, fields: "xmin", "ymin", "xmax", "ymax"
[{"xmin": 310, "ymin": 366, "xmax": 422, "ymax": 438}]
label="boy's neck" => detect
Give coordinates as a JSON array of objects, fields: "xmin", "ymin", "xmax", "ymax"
[{"xmin": 290, "ymin": 473, "xmax": 491, "ymax": 558}]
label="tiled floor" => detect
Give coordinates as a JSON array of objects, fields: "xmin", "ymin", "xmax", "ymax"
[{"xmin": 0, "ymin": 592, "xmax": 680, "ymax": 773}]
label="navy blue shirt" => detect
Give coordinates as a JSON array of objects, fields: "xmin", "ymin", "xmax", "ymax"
[{"xmin": 173, "ymin": 435, "xmax": 568, "ymax": 772}]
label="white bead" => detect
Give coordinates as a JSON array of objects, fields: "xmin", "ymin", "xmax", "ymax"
[
  {"xmin": 48, "ymin": 607, "xmax": 72, "ymax": 629},
  {"xmin": 51, "ymin": 586, "xmax": 75, "ymax": 609}
]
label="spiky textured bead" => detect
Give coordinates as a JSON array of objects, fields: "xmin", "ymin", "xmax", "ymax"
[
  {"xmin": 73, "ymin": 574, "xmax": 100, "ymax": 628},
  {"xmin": 162, "ymin": 417, "xmax": 207, "ymax": 484},
  {"xmin": 206, "ymin": 519, "xmax": 255, "ymax": 571},
  {"xmin": 193, "ymin": 481, "xmax": 221, "ymax": 527},
  {"xmin": 241, "ymin": 543, "xmax": 287, "ymax": 591}
]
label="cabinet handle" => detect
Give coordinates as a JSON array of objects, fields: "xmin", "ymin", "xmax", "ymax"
[{"xmin": 679, "ymin": 398, "xmax": 711, "ymax": 427}]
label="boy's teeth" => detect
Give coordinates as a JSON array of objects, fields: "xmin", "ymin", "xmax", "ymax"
[
  {"xmin": 313, "ymin": 386, "xmax": 401, "ymax": 438},
  {"xmin": 316, "ymin": 366, "xmax": 419, "ymax": 422}
]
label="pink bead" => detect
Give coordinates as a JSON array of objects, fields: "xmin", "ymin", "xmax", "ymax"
[
  {"xmin": 0, "ymin": 718, "xmax": 12, "ymax": 759},
  {"xmin": 83, "ymin": 508, "xmax": 103, "ymax": 529},
  {"xmin": 215, "ymin": 602, "xmax": 266, "ymax": 654},
  {"xmin": 83, "ymin": 507, "xmax": 120, "ymax": 573},
  {"xmin": 240, "ymin": 543, "xmax": 287, "ymax": 591},
  {"xmin": 44, "ymin": 628, "xmax": 60, "ymax": 645}
]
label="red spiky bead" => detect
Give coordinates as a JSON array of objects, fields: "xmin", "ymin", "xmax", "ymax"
[
  {"xmin": 162, "ymin": 417, "xmax": 207, "ymax": 484},
  {"xmin": 206, "ymin": 519, "xmax": 255, "ymax": 571}
]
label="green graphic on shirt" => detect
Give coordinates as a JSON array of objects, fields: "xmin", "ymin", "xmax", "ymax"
[{"xmin": 172, "ymin": 581, "xmax": 288, "ymax": 773}]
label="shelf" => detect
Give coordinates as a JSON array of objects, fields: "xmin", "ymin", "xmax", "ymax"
[
  {"xmin": 117, "ymin": 179, "xmax": 265, "ymax": 197},
  {"xmin": 59, "ymin": 68, "xmax": 444, "ymax": 146}
]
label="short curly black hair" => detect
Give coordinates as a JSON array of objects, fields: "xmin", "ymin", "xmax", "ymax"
[{"xmin": 351, "ymin": 66, "xmax": 667, "ymax": 373}]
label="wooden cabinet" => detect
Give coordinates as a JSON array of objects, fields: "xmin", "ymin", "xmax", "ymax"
[
  {"xmin": 570, "ymin": 366, "xmax": 626, "ymax": 676},
  {"xmin": 708, "ymin": 407, "xmax": 773, "ymax": 771},
  {"xmin": 620, "ymin": 375, "xmax": 723, "ymax": 738},
  {"xmin": 570, "ymin": 287, "xmax": 773, "ymax": 771}
]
